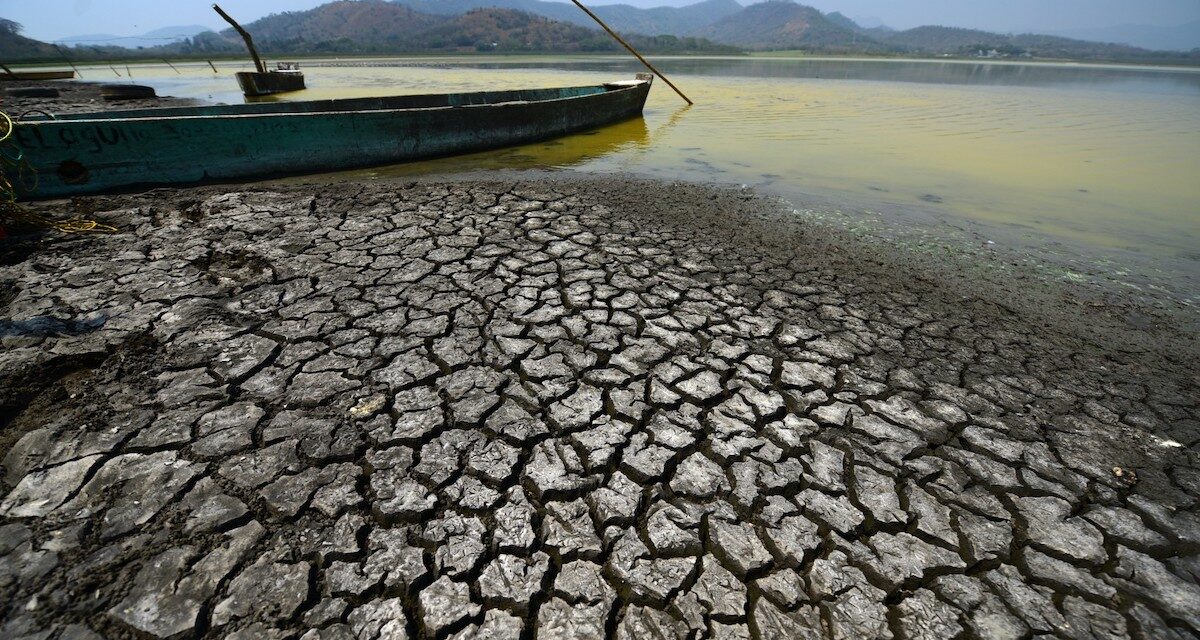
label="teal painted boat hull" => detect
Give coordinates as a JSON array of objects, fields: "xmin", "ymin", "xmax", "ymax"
[{"xmin": 9, "ymin": 78, "xmax": 652, "ymax": 200}]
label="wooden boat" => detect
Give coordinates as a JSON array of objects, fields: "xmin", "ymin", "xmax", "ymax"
[
  {"xmin": 212, "ymin": 6, "xmax": 306, "ymax": 97},
  {"xmin": 8, "ymin": 75, "xmax": 654, "ymax": 200},
  {"xmin": 0, "ymin": 70, "xmax": 75, "ymax": 82},
  {"xmin": 236, "ymin": 62, "xmax": 305, "ymax": 97}
]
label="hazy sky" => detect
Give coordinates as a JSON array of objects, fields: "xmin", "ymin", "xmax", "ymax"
[{"xmin": 5, "ymin": 0, "xmax": 1199, "ymax": 41}]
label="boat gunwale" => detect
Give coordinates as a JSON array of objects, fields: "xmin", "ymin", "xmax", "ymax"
[{"xmin": 18, "ymin": 81, "xmax": 649, "ymax": 125}]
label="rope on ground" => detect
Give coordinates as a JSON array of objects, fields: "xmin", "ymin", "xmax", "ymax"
[{"xmin": 0, "ymin": 110, "xmax": 117, "ymax": 234}]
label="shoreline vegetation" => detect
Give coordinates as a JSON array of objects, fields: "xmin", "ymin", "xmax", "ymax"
[
  {"xmin": 746, "ymin": 50, "xmax": 1200, "ymax": 68},
  {"xmin": 7, "ymin": 51, "xmax": 1200, "ymax": 72}
]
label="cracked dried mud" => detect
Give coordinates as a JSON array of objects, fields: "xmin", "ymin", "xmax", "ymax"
[{"xmin": 1, "ymin": 176, "xmax": 1197, "ymax": 640}]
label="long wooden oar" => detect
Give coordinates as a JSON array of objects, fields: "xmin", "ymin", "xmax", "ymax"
[
  {"xmin": 213, "ymin": 4, "xmax": 266, "ymax": 74},
  {"xmin": 569, "ymin": 0, "xmax": 693, "ymax": 105}
]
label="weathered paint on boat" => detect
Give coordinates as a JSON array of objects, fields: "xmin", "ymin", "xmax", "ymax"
[
  {"xmin": 1, "ymin": 70, "xmax": 74, "ymax": 81},
  {"xmin": 236, "ymin": 70, "xmax": 305, "ymax": 97},
  {"xmin": 9, "ymin": 77, "xmax": 652, "ymax": 200}
]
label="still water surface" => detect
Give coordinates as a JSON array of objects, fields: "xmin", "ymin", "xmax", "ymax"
[{"xmin": 74, "ymin": 56, "xmax": 1200, "ymax": 300}]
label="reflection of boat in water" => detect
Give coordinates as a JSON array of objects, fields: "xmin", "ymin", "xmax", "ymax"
[
  {"xmin": 361, "ymin": 100, "xmax": 690, "ymax": 178},
  {"xmin": 368, "ymin": 116, "xmax": 653, "ymax": 177},
  {"xmin": 648, "ymin": 103, "xmax": 691, "ymax": 145},
  {"xmin": 11, "ymin": 77, "xmax": 654, "ymax": 200},
  {"xmin": 494, "ymin": 117, "xmax": 654, "ymax": 169}
]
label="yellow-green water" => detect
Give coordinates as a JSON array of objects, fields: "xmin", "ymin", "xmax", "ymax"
[{"xmin": 56, "ymin": 57, "xmax": 1200, "ymax": 297}]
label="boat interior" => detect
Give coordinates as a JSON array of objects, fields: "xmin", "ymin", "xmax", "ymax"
[{"xmin": 22, "ymin": 81, "xmax": 648, "ymax": 122}]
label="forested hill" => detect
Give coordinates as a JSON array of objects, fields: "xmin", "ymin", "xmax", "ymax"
[
  {"xmin": 236, "ymin": 2, "xmax": 444, "ymax": 45},
  {"xmin": 194, "ymin": 3, "xmax": 741, "ymax": 55},
  {"xmin": 1, "ymin": 2, "xmax": 741, "ymax": 60},
  {"xmin": 690, "ymin": 1, "xmax": 1194, "ymax": 62},
  {"xmin": 869, "ymin": 25, "xmax": 1178, "ymax": 62},
  {"xmin": 0, "ymin": 19, "xmax": 58, "ymax": 59},
  {"xmin": 390, "ymin": 0, "xmax": 744, "ymax": 36},
  {"xmin": 693, "ymin": 1, "xmax": 890, "ymax": 53},
  {"xmin": 3, "ymin": 0, "xmax": 1197, "ymax": 64},
  {"xmin": 389, "ymin": 0, "xmax": 1199, "ymax": 63}
]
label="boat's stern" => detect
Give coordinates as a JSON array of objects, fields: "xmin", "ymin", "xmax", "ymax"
[{"xmin": 235, "ymin": 70, "xmax": 307, "ymax": 97}]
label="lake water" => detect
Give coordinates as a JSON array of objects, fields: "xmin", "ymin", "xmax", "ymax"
[{"xmin": 61, "ymin": 56, "xmax": 1200, "ymax": 303}]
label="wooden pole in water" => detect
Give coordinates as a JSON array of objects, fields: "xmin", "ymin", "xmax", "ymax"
[
  {"xmin": 212, "ymin": 4, "xmax": 266, "ymax": 74},
  {"xmin": 569, "ymin": 0, "xmax": 693, "ymax": 105},
  {"xmin": 207, "ymin": 60, "xmax": 219, "ymax": 73},
  {"xmin": 162, "ymin": 59, "xmax": 181, "ymax": 74},
  {"xmin": 110, "ymin": 65, "xmax": 121, "ymax": 77}
]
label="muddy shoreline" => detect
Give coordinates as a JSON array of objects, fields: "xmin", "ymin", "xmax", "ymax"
[
  {"xmin": 0, "ymin": 176, "xmax": 1197, "ymax": 639},
  {"xmin": 1, "ymin": 82, "xmax": 1198, "ymax": 639},
  {"xmin": 1, "ymin": 79, "xmax": 198, "ymax": 116}
]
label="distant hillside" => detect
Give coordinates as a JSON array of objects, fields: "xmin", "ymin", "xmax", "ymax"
[
  {"xmin": 687, "ymin": 2, "xmax": 1196, "ymax": 63},
  {"xmin": 877, "ymin": 25, "xmax": 1008, "ymax": 52},
  {"xmin": 177, "ymin": 2, "xmax": 740, "ymax": 56},
  {"xmin": 694, "ymin": 1, "xmax": 887, "ymax": 52},
  {"xmin": 232, "ymin": 1, "xmax": 444, "ymax": 46},
  {"xmin": 823, "ymin": 12, "xmax": 865, "ymax": 33},
  {"xmin": 390, "ymin": 0, "xmax": 580, "ymax": 25},
  {"xmin": 390, "ymin": 0, "xmax": 743, "ymax": 36},
  {"xmin": 574, "ymin": 0, "xmax": 745, "ymax": 37},
  {"xmin": 0, "ymin": 19, "xmax": 58, "ymax": 59},
  {"xmin": 1049, "ymin": 21, "xmax": 1200, "ymax": 53},
  {"xmin": 415, "ymin": 8, "xmax": 627, "ymax": 52},
  {"xmin": 56, "ymin": 25, "xmax": 210, "ymax": 49},
  {"xmin": 851, "ymin": 15, "xmax": 890, "ymax": 31},
  {"xmin": 1007, "ymin": 33, "xmax": 1170, "ymax": 61},
  {"xmin": 873, "ymin": 24, "xmax": 1185, "ymax": 62},
  {"xmin": 2, "ymin": 0, "xmax": 1197, "ymax": 64}
]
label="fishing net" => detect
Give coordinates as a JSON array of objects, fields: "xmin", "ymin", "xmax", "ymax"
[{"xmin": 0, "ymin": 110, "xmax": 117, "ymax": 234}]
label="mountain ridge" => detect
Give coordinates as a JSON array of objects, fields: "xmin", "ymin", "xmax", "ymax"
[
  {"xmin": 695, "ymin": 1, "xmax": 888, "ymax": 52},
  {"xmin": 183, "ymin": 2, "xmax": 741, "ymax": 56},
  {"xmin": 384, "ymin": 0, "xmax": 1197, "ymax": 61},
  {"xmin": 3, "ymin": 0, "xmax": 1197, "ymax": 64},
  {"xmin": 687, "ymin": 1, "xmax": 1195, "ymax": 62},
  {"xmin": 1046, "ymin": 20, "xmax": 1200, "ymax": 52},
  {"xmin": 388, "ymin": 0, "xmax": 743, "ymax": 36},
  {"xmin": 1, "ymin": 19, "xmax": 58, "ymax": 59},
  {"xmin": 54, "ymin": 25, "xmax": 212, "ymax": 48}
]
